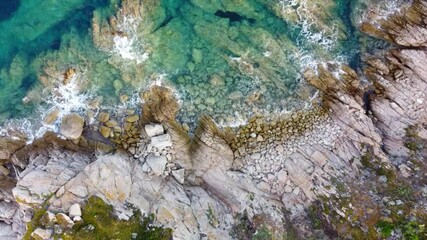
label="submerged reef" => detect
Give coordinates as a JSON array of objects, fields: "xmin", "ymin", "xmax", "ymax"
[{"xmin": 0, "ymin": 0, "xmax": 426, "ymax": 240}]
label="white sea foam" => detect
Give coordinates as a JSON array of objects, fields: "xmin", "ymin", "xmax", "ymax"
[
  {"xmin": 44, "ymin": 74, "xmax": 90, "ymax": 119},
  {"xmin": 279, "ymin": 0, "xmax": 338, "ymax": 51},
  {"xmin": 113, "ymin": 16, "xmax": 148, "ymax": 63},
  {"xmin": 358, "ymin": 0, "xmax": 412, "ymax": 25}
]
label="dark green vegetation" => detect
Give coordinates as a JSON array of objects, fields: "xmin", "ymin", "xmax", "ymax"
[
  {"xmin": 63, "ymin": 196, "xmax": 172, "ymax": 240},
  {"xmin": 24, "ymin": 196, "xmax": 172, "ymax": 240},
  {"xmin": 230, "ymin": 210, "xmax": 298, "ymax": 240},
  {"xmin": 23, "ymin": 203, "xmax": 48, "ymax": 240}
]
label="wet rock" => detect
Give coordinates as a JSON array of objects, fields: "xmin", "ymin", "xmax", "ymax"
[
  {"xmin": 105, "ymin": 120, "xmax": 118, "ymax": 127},
  {"xmin": 141, "ymin": 86, "xmax": 180, "ymax": 123},
  {"xmin": 99, "ymin": 126, "xmax": 111, "ymax": 138},
  {"xmin": 43, "ymin": 108, "xmax": 60, "ymax": 125},
  {"xmin": 125, "ymin": 115, "xmax": 139, "ymax": 123},
  {"xmin": 98, "ymin": 112, "xmax": 110, "ymax": 123},
  {"xmin": 60, "ymin": 113, "xmax": 84, "ymax": 140}
]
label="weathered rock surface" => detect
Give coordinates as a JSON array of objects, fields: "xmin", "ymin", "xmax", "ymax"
[
  {"xmin": 360, "ymin": 0, "xmax": 427, "ymax": 47},
  {"xmin": 365, "ymin": 49, "xmax": 427, "ymax": 157},
  {"xmin": 12, "ymin": 135, "xmax": 93, "ymax": 207},
  {"xmin": 1, "ymin": 1, "xmax": 427, "ymax": 239}
]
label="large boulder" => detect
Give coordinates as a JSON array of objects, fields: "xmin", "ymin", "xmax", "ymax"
[
  {"xmin": 0, "ymin": 137, "xmax": 26, "ymax": 163},
  {"xmin": 60, "ymin": 113, "xmax": 85, "ymax": 140}
]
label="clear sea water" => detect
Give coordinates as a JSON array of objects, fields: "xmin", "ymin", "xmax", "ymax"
[{"xmin": 0, "ymin": 0, "xmax": 400, "ymax": 137}]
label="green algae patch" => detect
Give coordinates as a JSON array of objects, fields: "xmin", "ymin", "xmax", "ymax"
[
  {"xmin": 61, "ymin": 196, "xmax": 172, "ymax": 240},
  {"xmin": 23, "ymin": 205, "xmax": 48, "ymax": 240}
]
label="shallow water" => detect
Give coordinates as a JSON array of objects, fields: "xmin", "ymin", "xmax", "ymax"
[{"xmin": 0, "ymin": 0, "xmax": 395, "ymax": 136}]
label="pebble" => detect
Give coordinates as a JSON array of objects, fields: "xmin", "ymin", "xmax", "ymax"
[
  {"xmin": 106, "ymin": 120, "xmax": 118, "ymax": 127},
  {"xmin": 126, "ymin": 115, "xmax": 140, "ymax": 123},
  {"xmin": 98, "ymin": 112, "xmax": 110, "ymax": 123},
  {"xmin": 100, "ymin": 126, "xmax": 111, "ymax": 138}
]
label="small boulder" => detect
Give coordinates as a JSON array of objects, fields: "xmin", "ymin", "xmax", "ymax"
[
  {"xmin": 60, "ymin": 113, "xmax": 84, "ymax": 140},
  {"xmin": 172, "ymin": 169, "xmax": 185, "ymax": 184},
  {"xmin": 146, "ymin": 154, "xmax": 167, "ymax": 176},
  {"xmin": 56, "ymin": 213, "xmax": 74, "ymax": 229},
  {"xmin": 125, "ymin": 115, "xmax": 139, "ymax": 123},
  {"xmin": 69, "ymin": 203, "xmax": 82, "ymax": 219},
  {"xmin": 149, "ymin": 134, "xmax": 172, "ymax": 150},
  {"xmin": 73, "ymin": 216, "xmax": 83, "ymax": 222},
  {"xmin": 31, "ymin": 228, "xmax": 52, "ymax": 240},
  {"xmin": 99, "ymin": 126, "xmax": 112, "ymax": 138},
  {"xmin": 144, "ymin": 124, "xmax": 164, "ymax": 137}
]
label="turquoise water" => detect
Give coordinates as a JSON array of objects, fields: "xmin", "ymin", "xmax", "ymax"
[{"xmin": 0, "ymin": 0, "xmax": 384, "ymax": 133}]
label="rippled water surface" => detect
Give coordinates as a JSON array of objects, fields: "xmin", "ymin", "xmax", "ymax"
[{"xmin": 0, "ymin": 0, "xmax": 399, "ymax": 136}]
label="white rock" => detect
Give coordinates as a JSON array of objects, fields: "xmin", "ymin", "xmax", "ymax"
[
  {"xmin": 172, "ymin": 169, "xmax": 185, "ymax": 184},
  {"xmin": 284, "ymin": 185, "xmax": 293, "ymax": 193},
  {"xmin": 31, "ymin": 228, "xmax": 52, "ymax": 240},
  {"xmin": 145, "ymin": 124, "xmax": 164, "ymax": 137},
  {"xmin": 69, "ymin": 203, "xmax": 82, "ymax": 218},
  {"xmin": 73, "ymin": 216, "xmax": 83, "ymax": 222},
  {"xmin": 149, "ymin": 134, "xmax": 172, "ymax": 150},
  {"xmin": 146, "ymin": 154, "xmax": 167, "ymax": 176}
]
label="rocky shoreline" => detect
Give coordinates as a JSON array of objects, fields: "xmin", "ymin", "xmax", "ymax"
[{"xmin": 1, "ymin": 0, "xmax": 427, "ymax": 239}]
